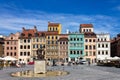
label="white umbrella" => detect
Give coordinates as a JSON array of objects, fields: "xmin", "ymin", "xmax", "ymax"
[
  {"xmin": 0, "ymin": 57, "xmax": 4, "ymax": 60},
  {"xmin": 3, "ymin": 56, "xmax": 17, "ymax": 61}
]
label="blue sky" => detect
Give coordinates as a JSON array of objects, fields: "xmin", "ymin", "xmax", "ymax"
[{"xmin": 0, "ymin": 0, "xmax": 120, "ymax": 37}]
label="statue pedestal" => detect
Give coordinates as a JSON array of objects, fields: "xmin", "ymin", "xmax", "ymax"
[{"xmin": 34, "ymin": 60, "xmax": 46, "ymax": 74}]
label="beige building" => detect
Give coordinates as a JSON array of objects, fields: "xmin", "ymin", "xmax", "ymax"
[
  {"xmin": 18, "ymin": 27, "xmax": 37, "ymax": 64},
  {"xmin": 80, "ymin": 24, "xmax": 97, "ymax": 63},
  {"xmin": 4, "ymin": 32, "xmax": 20, "ymax": 59},
  {"xmin": 45, "ymin": 22, "xmax": 61, "ymax": 61},
  {"xmin": 31, "ymin": 31, "xmax": 46, "ymax": 60}
]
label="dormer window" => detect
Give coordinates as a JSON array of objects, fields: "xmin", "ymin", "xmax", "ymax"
[{"xmin": 28, "ymin": 33, "xmax": 32, "ymax": 37}]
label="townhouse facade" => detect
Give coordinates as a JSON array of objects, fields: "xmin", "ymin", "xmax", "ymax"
[
  {"xmin": 80, "ymin": 24, "xmax": 97, "ymax": 63},
  {"xmin": 58, "ymin": 34, "xmax": 68, "ymax": 62},
  {"xmin": 45, "ymin": 22, "xmax": 61, "ymax": 61},
  {"xmin": 31, "ymin": 31, "xmax": 46, "ymax": 60},
  {"xmin": 111, "ymin": 34, "xmax": 120, "ymax": 57},
  {"xmin": 4, "ymin": 32, "xmax": 20, "ymax": 59},
  {"xmin": 18, "ymin": 27, "xmax": 37, "ymax": 63},
  {"xmin": 96, "ymin": 33, "xmax": 110, "ymax": 62},
  {"xmin": 68, "ymin": 33, "xmax": 84, "ymax": 62}
]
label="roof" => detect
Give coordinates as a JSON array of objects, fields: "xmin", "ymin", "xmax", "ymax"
[
  {"xmin": 19, "ymin": 27, "xmax": 37, "ymax": 38},
  {"xmin": 58, "ymin": 37, "xmax": 68, "ymax": 41},
  {"xmin": 45, "ymin": 31, "xmax": 59, "ymax": 35},
  {"xmin": 48, "ymin": 22, "xmax": 60, "ymax": 26},
  {"xmin": 80, "ymin": 24, "xmax": 93, "ymax": 28},
  {"xmin": 84, "ymin": 32, "xmax": 96, "ymax": 38},
  {"xmin": 111, "ymin": 37, "xmax": 120, "ymax": 43}
]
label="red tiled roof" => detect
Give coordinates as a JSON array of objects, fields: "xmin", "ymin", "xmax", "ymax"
[
  {"xmin": 48, "ymin": 22, "xmax": 60, "ymax": 26},
  {"xmin": 45, "ymin": 31, "xmax": 59, "ymax": 35},
  {"xmin": 84, "ymin": 32, "xmax": 96, "ymax": 38},
  {"xmin": 80, "ymin": 24, "xmax": 93, "ymax": 28},
  {"xmin": 58, "ymin": 37, "xmax": 68, "ymax": 41}
]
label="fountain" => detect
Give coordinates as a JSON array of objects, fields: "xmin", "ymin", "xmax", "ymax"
[{"xmin": 11, "ymin": 48, "xmax": 69, "ymax": 78}]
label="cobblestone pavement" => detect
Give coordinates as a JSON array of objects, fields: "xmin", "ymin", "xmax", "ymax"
[{"xmin": 0, "ymin": 65, "xmax": 120, "ymax": 80}]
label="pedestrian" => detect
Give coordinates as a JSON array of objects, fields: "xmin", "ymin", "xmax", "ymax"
[{"xmin": 88, "ymin": 61, "xmax": 91, "ymax": 66}]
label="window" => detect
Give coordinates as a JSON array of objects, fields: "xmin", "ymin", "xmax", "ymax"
[
  {"xmin": 24, "ymin": 39, "xmax": 26, "ymax": 43},
  {"xmin": 52, "ymin": 36, "xmax": 54, "ymax": 39},
  {"xmin": 70, "ymin": 51, "xmax": 72, "ymax": 54},
  {"xmin": 24, "ymin": 52, "xmax": 26, "ymax": 56},
  {"xmin": 74, "ymin": 38, "xmax": 76, "ymax": 41},
  {"xmin": 24, "ymin": 45, "xmax": 26, "ymax": 49},
  {"xmin": 98, "ymin": 39, "xmax": 99, "ymax": 41},
  {"xmin": 102, "ymin": 51, "xmax": 104, "ymax": 55},
  {"xmin": 98, "ymin": 44, "xmax": 100, "ymax": 48},
  {"xmin": 89, "ymin": 39, "xmax": 92, "ymax": 42},
  {"xmin": 10, "ymin": 52, "xmax": 12, "ymax": 56},
  {"xmin": 48, "ymin": 41, "xmax": 50, "ymax": 44},
  {"xmin": 36, "ymin": 44, "xmax": 38, "ymax": 48},
  {"xmin": 56, "ymin": 36, "xmax": 57, "ymax": 39},
  {"xmin": 56, "ymin": 28, "xmax": 57, "ymax": 31},
  {"xmin": 93, "ymin": 39, "xmax": 95, "ymax": 42},
  {"xmin": 60, "ymin": 42, "xmax": 62, "ymax": 44},
  {"xmin": 56, "ymin": 41, "xmax": 58, "ymax": 44},
  {"xmin": 89, "ymin": 45, "xmax": 92, "ymax": 49},
  {"xmin": 14, "ymin": 47, "xmax": 16, "ymax": 50},
  {"xmin": 93, "ymin": 45, "xmax": 96, "ymax": 49},
  {"xmin": 20, "ymin": 52, "xmax": 23, "ymax": 56},
  {"xmin": 20, "ymin": 45, "xmax": 23, "ymax": 49},
  {"xmin": 66, "ymin": 42, "xmax": 68, "ymax": 44},
  {"xmin": 7, "ymin": 41, "xmax": 9, "ymax": 44},
  {"xmin": 48, "ymin": 36, "xmax": 50, "ymax": 39},
  {"xmin": 86, "ymin": 52, "xmax": 88, "ymax": 56},
  {"xmin": 85, "ymin": 39, "xmax": 88, "ymax": 42},
  {"xmin": 28, "ymin": 39, "xmax": 30, "ymax": 43},
  {"xmin": 7, "ymin": 47, "xmax": 9, "ymax": 50},
  {"xmin": 77, "ymin": 38, "xmax": 79, "ymax": 41},
  {"xmin": 70, "ymin": 38, "xmax": 72, "ymax": 41},
  {"xmin": 36, "ymin": 38, "xmax": 39, "ymax": 42},
  {"xmin": 7, "ymin": 52, "xmax": 9, "ymax": 56},
  {"xmin": 80, "ymin": 51, "xmax": 83, "ymax": 55},
  {"xmin": 14, "ymin": 52, "xmax": 16, "ymax": 56},
  {"xmin": 85, "ymin": 45, "xmax": 88, "ymax": 49},
  {"xmin": 106, "ymin": 51, "xmax": 108, "ymax": 55},
  {"xmin": 105, "ymin": 38, "xmax": 106, "ymax": 41},
  {"xmin": 33, "ymin": 45, "xmax": 35, "ymax": 48},
  {"xmin": 74, "ymin": 51, "xmax": 76, "ymax": 54},
  {"xmin": 77, "ymin": 51, "xmax": 79, "ymax": 54},
  {"xmin": 102, "ymin": 44, "xmax": 104, "ymax": 48},
  {"xmin": 63, "ymin": 42, "xmax": 65, "ymax": 44},
  {"xmin": 98, "ymin": 51, "xmax": 100, "ymax": 55},
  {"xmin": 80, "ymin": 38, "xmax": 83, "ymax": 41},
  {"xmin": 28, "ymin": 45, "xmax": 30, "ymax": 49},
  {"xmin": 20, "ymin": 39, "xmax": 23, "ymax": 43},
  {"xmin": 11, "ymin": 47, "xmax": 13, "ymax": 50},
  {"xmin": 93, "ymin": 52, "xmax": 96, "ymax": 56},
  {"xmin": 106, "ymin": 44, "xmax": 108, "ymax": 48},
  {"xmin": 28, "ymin": 52, "xmax": 30, "ymax": 56},
  {"xmin": 52, "ymin": 41, "xmax": 54, "ymax": 44}
]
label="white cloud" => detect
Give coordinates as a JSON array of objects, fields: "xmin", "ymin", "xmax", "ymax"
[{"xmin": 0, "ymin": 8, "xmax": 119, "ymax": 37}]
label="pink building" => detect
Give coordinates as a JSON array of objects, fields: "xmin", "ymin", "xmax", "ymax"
[{"xmin": 4, "ymin": 32, "xmax": 20, "ymax": 59}]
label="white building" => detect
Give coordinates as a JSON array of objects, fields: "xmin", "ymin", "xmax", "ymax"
[{"xmin": 96, "ymin": 33, "xmax": 110, "ymax": 62}]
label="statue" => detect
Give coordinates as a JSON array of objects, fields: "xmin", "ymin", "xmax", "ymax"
[{"xmin": 37, "ymin": 48, "xmax": 45, "ymax": 60}]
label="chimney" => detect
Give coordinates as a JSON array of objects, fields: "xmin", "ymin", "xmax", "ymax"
[
  {"xmin": 34, "ymin": 25, "xmax": 37, "ymax": 33},
  {"xmin": 22, "ymin": 27, "xmax": 25, "ymax": 31}
]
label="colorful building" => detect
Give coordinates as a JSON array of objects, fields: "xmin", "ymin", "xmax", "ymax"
[
  {"xmin": 0, "ymin": 36, "xmax": 4, "ymax": 57},
  {"xmin": 80, "ymin": 24, "xmax": 97, "ymax": 64},
  {"xmin": 4, "ymin": 32, "xmax": 20, "ymax": 59},
  {"xmin": 18, "ymin": 27, "xmax": 37, "ymax": 64},
  {"xmin": 68, "ymin": 33, "xmax": 84, "ymax": 62},
  {"xmin": 31, "ymin": 31, "xmax": 46, "ymax": 60},
  {"xmin": 96, "ymin": 33, "xmax": 110, "ymax": 62},
  {"xmin": 58, "ymin": 34, "xmax": 68, "ymax": 62}
]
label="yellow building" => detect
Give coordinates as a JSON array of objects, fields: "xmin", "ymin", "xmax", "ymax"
[
  {"xmin": 31, "ymin": 31, "xmax": 46, "ymax": 60},
  {"xmin": 45, "ymin": 22, "xmax": 62, "ymax": 61},
  {"xmin": 48, "ymin": 22, "xmax": 61, "ymax": 34}
]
